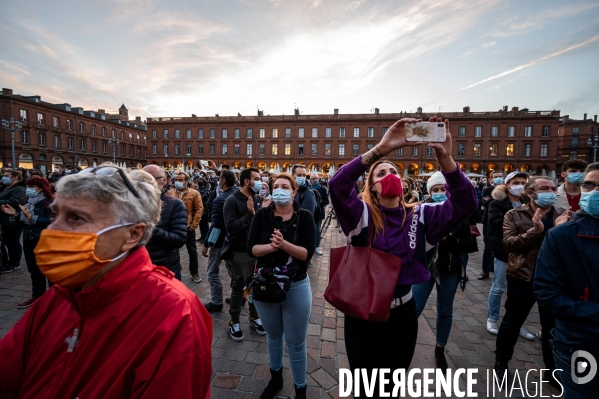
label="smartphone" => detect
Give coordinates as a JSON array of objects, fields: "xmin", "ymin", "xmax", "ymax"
[{"xmin": 404, "ymin": 122, "xmax": 446, "ymax": 142}]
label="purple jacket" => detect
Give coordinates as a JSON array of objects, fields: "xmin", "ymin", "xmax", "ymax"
[{"xmin": 329, "ymin": 156, "xmax": 477, "ymax": 286}]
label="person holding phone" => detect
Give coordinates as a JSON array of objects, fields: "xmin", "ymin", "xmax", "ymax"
[{"xmin": 328, "ymin": 117, "xmax": 477, "ymax": 390}]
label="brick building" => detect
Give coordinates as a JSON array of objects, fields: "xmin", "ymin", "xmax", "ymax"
[
  {"xmin": 146, "ymin": 106, "xmax": 561, "ymax": 178},
  {"xmin": 0, "ymin": 88, "xmax": 147, "ymax": 175},
  {"xmin": 557, "ymin": 113, "xmax": 599, "ymax": 171}
]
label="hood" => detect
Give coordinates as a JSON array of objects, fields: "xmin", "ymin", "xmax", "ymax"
[{"xmin": 491, "ymin": 185, "xmax": 509, "ymax": 201}]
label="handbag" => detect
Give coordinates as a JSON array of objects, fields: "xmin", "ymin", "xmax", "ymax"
[
  {"xmin": 470, "ymin": 225, "xmax": 481, "ymax": 237},
  {"xmin": 219, "ymin": 232, "xmax": 234, "ymax": 260},
  {"xmin": 324, "ymin": 228, "xmax": 403, "ymax": 322}
]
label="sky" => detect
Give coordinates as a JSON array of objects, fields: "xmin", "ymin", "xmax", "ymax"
[{"xmin": 1, "ymin": 0, "xmax": 598, "ymax": 120}]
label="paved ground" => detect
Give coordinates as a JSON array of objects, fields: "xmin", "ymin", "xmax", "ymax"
[{"xmin": 0, "ymin": 221, "xmax": 561, "ymax": 398}]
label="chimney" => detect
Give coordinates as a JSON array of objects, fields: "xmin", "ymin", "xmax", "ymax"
[
  {"xmin": 417, "ymin": 107, "xmax": 422, "ymax": 114},
  {"xmin": 2, "ymin": 88, "xmax": 13, "ymax": 96},
  {"xmin": 594, "ymin": 115, "xmax": 597, "ymax": 122},
  {"xmin": 135, "ymin": 116, "xmax": 141, "ymax": 123},
  {"xmin": 503, "ymin": 105, "xmax": 508, "ymax": 112},
  {"xmin": 97, "ymin": 109, "xmax": 105, "ymax": 114},
  {"xmin": 463, "ymin": 106, "xmax": 470, "ymax": 113},
  {"xmin": 192, "ymin": 114, "xmax": 197, "ymax": 118},
  {"xmin": 563, "ymin": 115, "xmax": 569, "ymax": 122},
  {"xmin": 512, "ymin": 106, "xmax": 519, "ymax": 112},
  {"xmin": 294, "ymin": 108, "xmax": 300, "ymax": 116},
  {"xmin": 334, "ymin": 108, "xmax": 339, "ymax": 115},
  {"xmin": 375, "ymin": 108, "xmax": 379, "ymax": 114},
  {"xmin": 584, "ymin": 113, "xmax": 587, "ymax": 120}
]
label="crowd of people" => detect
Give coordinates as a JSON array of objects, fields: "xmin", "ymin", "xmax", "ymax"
[{"xmin": 0, "ymin": 116, "xmax": 597, "ymax": 398}]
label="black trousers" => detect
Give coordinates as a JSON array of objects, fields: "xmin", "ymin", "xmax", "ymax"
[
  {"xmin": 344, "ymin": 298, "xmax": 418, "ymax": 398},
  {"xmin": 482, "ymin": 231, "xmax": 494, "ymax": 275},
  {"xmin": 495, "ymin": 275, "xmax": 556, "ymax": 371},
  {"xmin": 199, "ymin": 213, "xmax": 209, "ymax": 241},
  {"xmin": 186, "ymin": 230, "xmax": 199, "ymax": 274},
  {"xmin": 1, "ymin": 224, "xmax": 22, "ymax": 268},
  {"xmin": 23, "ymin": 238, "xmax": 51, "ymax": 298}
]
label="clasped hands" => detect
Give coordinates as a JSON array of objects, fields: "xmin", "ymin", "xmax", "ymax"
[{"xmin": 269, "ymin": 229, "xmax": 285, "ymax": 251}]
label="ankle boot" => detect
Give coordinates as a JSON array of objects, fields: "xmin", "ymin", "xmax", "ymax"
[
  {"xmin": 435, "ymin": 346, "xmax": 448, "ymax": 371},
  {"xmin": 294, "ymin": 384, "xmax": 307, "ymax": 399},
  {"xmin": 260, "ymin": 368, "xmax": 283, "ymax": 399}
]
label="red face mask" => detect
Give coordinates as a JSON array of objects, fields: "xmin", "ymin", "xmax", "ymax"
[{"xmin": 376, "ymin": 174, "xmax": 403, "ymax": 197}]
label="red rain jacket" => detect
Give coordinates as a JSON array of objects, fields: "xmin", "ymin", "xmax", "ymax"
[{"xmin": 0, "ymin": 247, "xmax": 212, "ymax": 399}]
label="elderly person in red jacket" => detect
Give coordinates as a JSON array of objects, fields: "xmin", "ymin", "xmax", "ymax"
[{"xmin": 0, "ymin": 164, "xmax": 212, "ymax": 399}]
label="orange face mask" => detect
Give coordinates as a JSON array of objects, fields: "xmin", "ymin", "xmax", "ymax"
[{"xmin": 35, "ymin": 224, "xmax": 131, "ymax": 287}]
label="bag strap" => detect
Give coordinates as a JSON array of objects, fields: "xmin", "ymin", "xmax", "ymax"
[{"xmin": 292, "ymin": 211, "xmax": 300, "ymax": 245}]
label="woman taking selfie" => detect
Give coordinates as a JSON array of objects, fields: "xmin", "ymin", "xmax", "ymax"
[
  {"xmin": 247, "ymin": 174, "xmax": 315, "ymax": 399},
  {"xmin": 329, "ymin": 117, "xmax": 477, "ymax": 381}
]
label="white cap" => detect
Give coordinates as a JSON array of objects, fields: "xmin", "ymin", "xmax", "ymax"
[
  {"xmin": 427, "ymin": 171, "xmax": 446, "ymax": 194},
  {"xmin": 506, "ymin": 171, "xmax": 529, "ymax": 183}
]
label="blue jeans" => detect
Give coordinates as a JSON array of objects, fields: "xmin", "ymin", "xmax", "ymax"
[
  {"xmin": 553, "ymin": 346, "xmax": 599, "ymax": 399},
  {"xmin": 414, "ymin": 271, "xmax": 460, "ymax": 347},
  {"xmin": 487, "ymin": 258, "xmax": 508, "ymax": 321},
  {"xmin": 315, "ymin": 219, "xmax": 322, "ymax": 247},
  {"xmin": 253, "ymin": 277, "xmax": 312, "ymax": 388}
]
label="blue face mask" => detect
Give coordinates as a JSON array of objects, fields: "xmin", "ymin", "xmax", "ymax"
[
  {"xmin": 252, "ymin": 180, "xmax": 262, "ymax": 193},
  {"xmin": 296, "ymin": 177, "xmax": 306, "ymax": 186},
  {"xmin": 493, "ymin": 177, "xmax": 504, "ymax": 185},
  {"xmin": 174, "ymin": 181, "xmax": 185, "ymax": 190},
  {"xmin": 2, "ymin": 177, "xmax": 11, "ymax": 185},
  {"xmin": 26, "ymin": 188, "xmax": 38, "ymax": 197},
  {"xmin": 533, "ymin": 192, "xmax": 558, "ymax": 208},
  {"xmin": 272, "ymin": 188, "xmax": 292, "ymax": 205},
  {"xmin": 431, "ymin": 193, "xmax": 447, "ymax": 203},
  {"xmin": 579, "ymin": 191, "xmax": 599, "ymax": 218},
  {"xmin": 566, "ymin": 172, "xmax": 585, "ymax": 185}
]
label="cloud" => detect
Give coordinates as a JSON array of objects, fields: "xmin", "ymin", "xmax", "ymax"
[
  {"xmin": 457, "ymin": 50, "xmax": 475, "ymax": 58},
  {"xmin": 482, "ymin": 41, "xmax": 496, "ymax": 48}
]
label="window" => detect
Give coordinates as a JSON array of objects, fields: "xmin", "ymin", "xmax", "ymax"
[
  {"xmin": 80, "ymin": 139, "xmax": 86, "ymax": 151},
  {"xmin": 326, "ymin": 127, "xmax": 332, "ymax": 138},
  {"xmin": 412, "ymin": 147, "xmax": 418, "ymax": 156},
  {"xmin": 37, "ymin": 113, "xmax": 44, "ymax": 124},
  {"xmin": 339, "ymin": 144, "xmax": 345, "ymax": 156},
  {"xmin": 473, "ymin": 144, "xmax": 481, "ymax": 156},
  {"xmin": 210, "ymin": 129, "xmax": 215, "ymax": 139},
  {"xmin": 572, "ymin": 127, "xmax": 579, "ymax": 134},
  {"xmin": 367, "ymin": 144, "xmax": 374, "ymax": 150},
  {"xmin": 272, "ymin": 143, "xmax": 278, "ymax": 155},
  {"xmin": 457, "ymin": 144, "xmax": 465, "ymax": 156},
  {"xmin": 285, "ymin": 144, "xmax": 291, "ymax": 155},
  {"xmin": 175, "ymin": 129, "xmax": 181, "ymax": 139},
  {"xmin": 91, "ymin": 125, "xmax": 97, "ymax": 135},
  {"xmin": 234, "ymin": 128, "xmax": 240, "ymax": 138},
  {"xmin": 210, "ymin": 144, "xmax": 216, "ymax": 155},
  {"xmin": 571, "ymin": 137, "xmax": 579, "ymax": 148},
  {"xmin": 353, "ymin": 127, "xmax": 360, "ymax": 138},
  {"xmin": 105, "ymin": 142, "xmax": 110, "ymax": 154},
  {"xmin": 234, "ymin": 143, "xmax": 240, "ymax": 155},
  {"xmin": 112, "ymin": 129, "xmax": 116, "ymax": 138},
  {"xmin": 222, "ymin": 144, "xmax": 228, "ymax": 155},
  {"xmin": 67, "ymin": 120, "xmax": 73, "ymax": 130},
  {"xmin": 339, "ymin": 127, "xmax": 345, "ymax": 138},
  {"xmin": 311, "ymin": 144, "xmax": 317, "ymax": 156},
  {"xmin": 163, "ymin": 129, "xmax": 169, "ymax": 139},
  {"xmin": 20, "ymin": 109, "xmax": 27, "ymax": 121},
  {"xmin": 298, "ymin": 128, "xmax": 304, "ymax": 138},
  {"xmin": 143, "ymin": 136, "xmax": 147, "ymax": 145},
  {"xmin": 426, "ymin": 146, "xmax": 434, "ymax": 156},
  {"xmin": 368, "ymin": 127, "xmax": 374, "ymax": 138},
  {"xmin": 508, "ymin": 126, "xmax": 515, "ymax": 137},
  {"xmin": 92, "ymin": 141, "xmax": 98, "ymax": 153},
  {"xmin": 54, "ymin": 135, "xmax": 61, "ymax": 148},
  {"xmin": 247, "ymin": 128, "xmax": 253, "ymax": 138},
  {"xmin": 491, "ymin": 126, "xmax": 498, "ymax": 137},
  {"xmin": 570, "ymin": 151, "xmax": 578, "ymax": 159},
  {"xmin": 102, "ymin": 127, "xmax": 107, "ymax": 137},
  {"xmin": 21, "ymin": 131, "xmax": 29, "ymax": 145},
  {"xmin": 152, "ymin": 144, "xmax": 157, "ymax": 155},
  {"xmin": 53, "ymin": 116, "xmax": 59, "ymax": 127},
  {"xmin": 383, "ymin": 127, "xmax": 389, "ymax": 136},
  {"xmin": 121, "ymin": 131, "xmax": 125, "ymax": 140},
  {"xmin": 222, "ymin": 129, "xmax": 227, "ymax": 139},
  {"xmin": 198, "ymin": 129, "xmax": 203, "ymax": 139},
  {"xmin": 150, "ymin": 129, "xmax": 157, "ymax": 139},
  {"xmin": 475, "ymin": 126, "xmax": 482, "ymax": 137},
  {"xmin": 198, "ymin": 144, "xmax": 204, "ymax": 155},
  {"xmin": 260, "ymin": 128, "xmax": 265, "ymax": 138},
  {"xmin": 68, "ymin": 137, "xmax": 74, "ymax": 150},
  {"xmin": 396, "ymin": 148, "xmax": 403, "ymax": 156},
  {"xmin": 312, "ymin": 127, "xmax": 318, "ymax": 138},
  {"xmin": 78, "ymin": 122, "xmax": 85, "ymax": 133},
  {"xmin": 353, "ymin": 144, "xmax": 360, "ymax": 156},
  {"xmin": 524, "ymin": 126, "xmax": 532, "ymax": 137},
  {"xmin": 259, "ymin": 143, "xmax": 265, "ymax": 155},
  {"xmin": 186, "ymin": 129, "xmax": 192, "ymax": 139},
  {"xmin": 325, "ymin": 143, "xmax": 332, "ymax": 156},
  {"xmin": 121, "ymin": 144, "xmax": 126, "ymax": 156},
  {"xmin": 272, "ymin": 128, "xmax": 278, "ymax": 138},
  {"xmin": 186, "ymin": 144, "xmax": 192, "ymax": 156},
  {"xmin": 542, "ymin": 126, "xmax": 549, "ymax": 137},
  {"xmin": 246, "ymin": 144, "xmax": 252, "ymax": 155},
  {"xmin": 298, "ymin": 144, "xmax": 304, "ymax": 155},
  {"xmin": 136, "ymin": 134, "xmax": 140, "ymax": 143},
  {"xmin": 506, "ymin": 143, "xmax": 514, "ymax": 156},
  {"xmin": 540, "ymin": 144, "xmax": 548, "ymax": 157},
  {"xmin": 523, "ymin": 143, "xmax": 531, "ymax": 157},
  {"xmin": 489, "ymin": 144, "xmax": 497, "ymax": 156},
  {"xmin": 164, "ymin": 144, "xmax": 169, "ymax": 156},
  {"xmin": 39, "ymin": 133, "xmax": 46, "ymax": 146},
  {"xmin": 128, "ymin": 132, "xmax": 133, "ymax": 142},
  {"xmin": 458, "ymin": 127, "xmax": 466, "ymax": 137},
  {"xmin": 285, "ymin": 128, "xmax": 291, "ymax": 138}
]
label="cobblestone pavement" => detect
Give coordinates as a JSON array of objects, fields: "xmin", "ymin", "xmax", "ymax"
[{"xmin": 0, "ymin": 222, "xmax": 561, "ymax": 398}]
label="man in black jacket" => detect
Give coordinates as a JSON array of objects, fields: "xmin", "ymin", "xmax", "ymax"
[
  {"xmin": 479, "ymin": 170, "xmax": 504, "ymax": 280},
  {"xmin": 143, "ymin": 165, "xmax": 188, "ymax": 280},
  {"xmin": 223, "ymin": 167, "xmax": 271, "ymax": 341},
  {"xmin": 309, "ymin": 173, "xmax": 329, "ymax": 255}
]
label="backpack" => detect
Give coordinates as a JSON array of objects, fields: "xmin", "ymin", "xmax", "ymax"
[{"xmin": 299, "ymin": 187, "xmax": 321, "ymax": 219}]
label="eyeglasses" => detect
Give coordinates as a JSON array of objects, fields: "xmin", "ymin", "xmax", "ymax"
[
  {"xmin": 154, "ymin": 175, "xmax": 166, "ymax": 180},
  {"xmin": 581, "ymin": 182, "xmax": 599, "ymax": 191},
  {"xmin": 80, "ymin": 166, "xmax": 140, "ymax": 198}
]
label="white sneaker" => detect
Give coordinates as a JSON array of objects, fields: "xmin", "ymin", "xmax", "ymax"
[
  {"xmin": 487, "ymin": 318, "xmax": 499, "ymax": 335},
  {"xmin": 315, "ymin": 247, "xmax": 323, "ymax": 255},
  {"xmin": 519, "ymin": 327, "xmax": 535, "ymax": 341}
]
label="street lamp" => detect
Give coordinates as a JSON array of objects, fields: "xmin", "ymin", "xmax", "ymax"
[
  {"xmin": 1, "ymin": 118, "xmax": 23, "ymax": 168},
  {"xmin": 108, "ymin": 137, "xmax": 120, "ymax": 164},
  {"xmin": 588, "ymin": 134, "xmax": 599, "ymax": 163}
]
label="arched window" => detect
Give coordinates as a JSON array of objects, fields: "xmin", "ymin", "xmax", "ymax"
[{"xmin": 570, "ymin": 151, "xmax": 578, "ymax": 159}]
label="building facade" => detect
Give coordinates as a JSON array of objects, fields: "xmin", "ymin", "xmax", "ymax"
[
  {"xmin": 0, "ymin": 88, "xmax": 147, "ymax": 175},
  {"xmin": 146, "ymin": 106, "xmax": 561, "ymax": 178},
  {"xmin": 557, "ymin": 113, "xmax": 599, "ymax": 170}
]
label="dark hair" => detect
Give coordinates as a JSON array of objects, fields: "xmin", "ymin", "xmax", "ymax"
[
  {"xmin": 239, "ymin": 168, "xmax": 259, "ymax": 187},
  {"xmin": 292, "ymin": 164, "xmax": 307, "ymax": 175},
  {"xmin": 220, "ymin": 170, "xmax": 236, "ymax": 188},
  {"xmin": 585, "ymin": 162, "xmax": 599, "ymax": 174},
  {"xmin": 176, "ymin": 172, "xmax": 189, "ymax": 181},
  {"xmin": 563, "ymin": 159, "xmax": 589, "ymax": 172},
  {"xmin": 525, "ymin": 176, "xmax": 552, "ymax": 192},
  {"xmin": 273, "ymin": 173, "xmax": 298, "ymax": 191},
  {"xmin": 25, "ymin": 176, "xmax": 54, "ymax": 199},
  {"xmin": 221, "ymin": 164, "xmax": 231, "ymax": 170}
]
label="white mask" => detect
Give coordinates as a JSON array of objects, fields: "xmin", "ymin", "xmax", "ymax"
[{"xmin": 509, "ymin": 184, "xmax": 525, "ymax": 197}]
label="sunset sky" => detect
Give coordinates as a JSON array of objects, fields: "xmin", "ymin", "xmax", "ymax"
[{"xmin": 1, "ymin": 0, "xmax": 598, "ymax": 120}]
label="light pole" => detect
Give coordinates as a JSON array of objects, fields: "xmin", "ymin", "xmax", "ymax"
[
  {"xmin": 108, "ymin": 137, "xmax": 120, "ymax": 164},
  {"xmin": 588, "ymin": 134, "xmax": 599, "ymax": 163},
  {"xmin": 1, "ymin": 118, "xmax": 23, "ymax": 168}
]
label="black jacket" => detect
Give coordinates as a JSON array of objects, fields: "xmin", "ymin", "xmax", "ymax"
[
  {"xmin": 311, "ymin": 185, "xmax": 330, "ymax": 220},
  {"xmin": 223, "ymin": 189, "xmax": 261, "ymax": 251},
  {"xmin": 0, "ymin": 182, "xmax": 26, "ymax": 226},
  {"xmin": 481, "ymin": 186, "xmax": 494, "ymax": 236},
  {"xmin": 19, "ymin": 194, "xmax": 52, "ymax": 242},
  {"xmin": 146, "ymin": 192, "xmax": 188, "ymax": 274},
  {"xmin": 204, "ymin": 188, "xmax": 234, "ymax": 248},
  {"xmin": 487, "ymin": 186, "xmax": 518, "ymax": 262}
]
